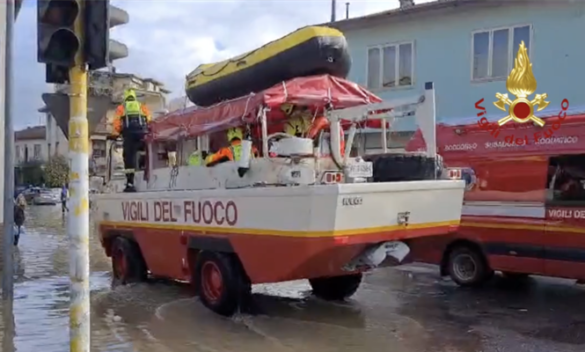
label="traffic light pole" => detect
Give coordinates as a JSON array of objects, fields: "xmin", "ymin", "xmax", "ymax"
[
  {"xmin": 68, "ymin": 3, "xmax": 90, "ymax": 351},
  {"xmin": 2, "ymin": 2, "xmax": 17, "ymax": 352},
  {"xmin": 3, "ymin": 0, "xmax": 17, "ymax": 298}
]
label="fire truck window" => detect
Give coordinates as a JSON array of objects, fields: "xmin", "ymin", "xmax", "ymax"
[{"xmin": 548, "ymin": 155, "xmax": 585, "ymax": 205}]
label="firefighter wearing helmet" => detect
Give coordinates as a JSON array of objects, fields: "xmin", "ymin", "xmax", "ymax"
[
  {"xmin": 278, "ymin": 111, "xmax": 346, "ymax": 157},
  {"xmin": 284, "ymin": 115, "xmax": 311, "ymax": 137},
  {"xmin": 205, "ymin": 127, "xmax": 258, "ymax": 166},
  {"xmin": 111, "ymin": 88, "xmax": 152, "ymax": 192}
]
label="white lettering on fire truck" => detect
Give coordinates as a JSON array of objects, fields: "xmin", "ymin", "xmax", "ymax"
[
  {"xmin": 548, "ymin": 208, "xmax": 585, "ymax": 219},
  {"xmin": 484, "ymin": 141, "xmax": 523, "ymax": 148},
  {"xmin": 535, "ymin": 136, "xmax": 578, "ymax": 145},
  {"xmin": 484, "ymin": 136, "xmax": 578, "ymax": 148},
  {"xmin": 121, "ymin": 200, "xmax": 238, "ymax": 226},
  {"xmin": 443, "ymin": 143, "xmax": 477, "ymax": 151}
]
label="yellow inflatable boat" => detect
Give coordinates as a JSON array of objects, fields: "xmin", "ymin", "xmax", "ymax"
[{"xmin": 185, "ymin": 26, "xmax": 351, "ymax": 107}]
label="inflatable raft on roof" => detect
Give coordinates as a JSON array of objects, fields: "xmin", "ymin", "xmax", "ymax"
[{"xmin": 185, "ymin": 26, "xmax": 351, "ymax": 107}]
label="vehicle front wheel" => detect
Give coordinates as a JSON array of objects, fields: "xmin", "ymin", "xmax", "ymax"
[
  {"xmin": 447, "ymin": 246, "xmax": 492, "ymax": 287},
  {"xmin": 194, "ymin": 251, "xmax": 250, "ymax": 316},
  {"xmin": 309, "ymin": 273, "xmax": 363, "ymax": 300},
  {"xmin": 111, "ymin": 237, "xmax": 147, "ymax": 285}
]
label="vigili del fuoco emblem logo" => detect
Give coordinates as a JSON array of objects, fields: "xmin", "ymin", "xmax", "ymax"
[
  {"xmin": 475, "ymin": 41, "xmax": 569, "ymax": 146},
  {"xmin": 494, "ymin": 41, "xmax": 549, "ymax": 127}
]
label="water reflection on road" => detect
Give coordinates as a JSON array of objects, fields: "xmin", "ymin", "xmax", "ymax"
[{"xmin": 1, "ymin": 206, "xmax": 584, "ymax": 351}]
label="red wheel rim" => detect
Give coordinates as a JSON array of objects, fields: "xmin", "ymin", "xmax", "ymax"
[
  {"xmin": 113, "ymin": 247, "xmax": 128, "ymax": 280},
  {"xmin": 201, "ymin": 261, "xmax": 223, "ymax": 302}
]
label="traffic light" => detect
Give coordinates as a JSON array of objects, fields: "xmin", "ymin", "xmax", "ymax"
[
  {"xmin": 37, "ymin": 0, "xmax": 81, "ymax": 67},
  {"xmin": 85, "ymin": 0, "xmax": 129, "ymax": 70},
  {"xmin": 37, "ymin": 0, "xmax": 130, "ymax": 83}
]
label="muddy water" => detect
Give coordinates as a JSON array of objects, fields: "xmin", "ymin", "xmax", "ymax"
[{"xmin": 1, "ymin": 206, "xmax": 584, "ymax": 352}]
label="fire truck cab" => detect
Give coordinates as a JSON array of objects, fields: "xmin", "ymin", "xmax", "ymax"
[{"xmin": 406, "ymin": 112, "xmax": 585, "ymax": 286}]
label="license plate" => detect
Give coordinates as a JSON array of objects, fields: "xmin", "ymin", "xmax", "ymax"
[{"xmin": 347, "ymin": 162, "xmax": 373, "ymax": 178}]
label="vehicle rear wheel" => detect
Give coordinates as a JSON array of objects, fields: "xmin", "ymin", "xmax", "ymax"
[
  {"xmin": 309, "ymin": 273, "xmax": 363, "ymax": 300},
  {"xmin": 194, "ymin": 251, "xmax": 250, "ymax": 316},
  {"xmin": 447, "ymin": 246, "xmax": 492, "ymax": 287},
  {"xmin": 111, "ymin": 237, "xmax": 147, "ymax": 285}
]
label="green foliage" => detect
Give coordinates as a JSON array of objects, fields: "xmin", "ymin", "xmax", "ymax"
[
  {"xmin": 17, "ymin": 160, "xmax": 44, "ymax": 186},
  {"xmin": 44, "ymin": 155, "xmax": 70, "ymax": 188}
]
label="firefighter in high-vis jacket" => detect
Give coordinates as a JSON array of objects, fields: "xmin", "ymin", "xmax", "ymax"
[
  {"xmin": 188, "ymin": 150, "xmax": 208, "ymax": 166},
  {"xmin": 205, "ymin": 127, "xmax": 258, "ymax": 166},
  {"xmin": 111, "ymin": 89, "xmax": 152, "ymax": 191},
  {"xmin": 283, "ymin": 114, "xmax": 311, "ymax": 137},
  {"xmin": 281, "ymin": 113, "xmax": 346, "ymax": 156}
]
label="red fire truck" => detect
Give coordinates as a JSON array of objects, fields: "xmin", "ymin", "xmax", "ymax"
[{"xmin": 406, "ymin": 111, "xmax": 585, "ymax": 286}]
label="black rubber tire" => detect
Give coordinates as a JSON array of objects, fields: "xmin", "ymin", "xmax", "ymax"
[
  {"xmin": 447, "ymin": 246, "xmax": 492, "ymax": 287},
  {"xmin": 111, "ymin": 237, "xmax": 148, "ymax": 285},
  {"xmin": 364, "ymin": 154, "xmax": 438, "ymax": 182},
  {"xmin": 309, "ymin": 273, "xmax": 363, "ymax": 300},
  {"xmin": 194, "ymin": 251, "xmax": 250, "ymax": 316}
]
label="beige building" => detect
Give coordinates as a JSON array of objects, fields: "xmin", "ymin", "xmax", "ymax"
[
  {"xmin": 14, "ymin": 126, "xmax": 47, "ymax": 164},
  {"xmin": 168, "ymin": 95, "xmax": 194, "ymax": 112}
]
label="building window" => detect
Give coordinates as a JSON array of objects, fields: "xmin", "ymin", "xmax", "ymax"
[
  {"xmin": 472, "ymin": 25, "xmax": 531, "ymax": 81},
  {"xmin": 92, "ymin": 141, "xmax": 107, "ymax": 158},
  {"xmin": 55, "ymin": 141, "xmax": 59, "ymax": 155},
  {"xmin": 367, "ymin": 41, "xmax": 414, "ymax": 90},
  {"xmin": 15, "ymin": 145, "xmax": 20, "ymax": 161},
  {"xmin": 33, "ymin": 144, "xmax": 41, "ymax": 159}
]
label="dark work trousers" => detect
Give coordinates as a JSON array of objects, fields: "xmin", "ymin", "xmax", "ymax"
[
  {"xmin": 14, "ymin": 205, "xmax": 24, "ymax": 246},
  {"xmin": 122, "ymin": 132, "xmax": 146, "ymax": 185}
]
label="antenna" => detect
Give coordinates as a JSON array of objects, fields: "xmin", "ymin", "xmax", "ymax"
[{"xmin": 345, "ymin": 2, "xmax": 350, "ymax": 19}]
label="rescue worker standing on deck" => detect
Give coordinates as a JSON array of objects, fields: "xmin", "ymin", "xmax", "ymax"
[
  {"xmin": 111, "ymin": 89, "xmax": 152, "ymax": 192},
  {"xmin": 205, "ymin": 127, "xmax": 258, "ymax": 166}
]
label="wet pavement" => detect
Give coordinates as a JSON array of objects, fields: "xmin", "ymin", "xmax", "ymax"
[{"xmin": 0, "ymin": 206, "xmax": 584, "ymax": 351}]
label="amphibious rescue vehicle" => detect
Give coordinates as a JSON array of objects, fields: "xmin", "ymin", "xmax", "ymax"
[{"xmin": 92, "ymin": 75, "xmax": 465, "ymax": 316}]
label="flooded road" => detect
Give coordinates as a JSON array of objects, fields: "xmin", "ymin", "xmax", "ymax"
[{"xmin": 1, "ymin": 206, "xmax": 585, "ymax": 351}]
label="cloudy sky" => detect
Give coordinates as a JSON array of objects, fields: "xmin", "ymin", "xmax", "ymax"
[{"xmin": 14, "ymin": 0, "xmax": 431, "ymax": 129}]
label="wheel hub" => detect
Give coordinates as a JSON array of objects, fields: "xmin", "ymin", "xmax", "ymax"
[
  {"xmin": 453, "ymin": 254, "xmax": 477, "ymax": 281},
  {"xmin": 201, "ymin": 261, "xmax": 223, "ymax": 302}
]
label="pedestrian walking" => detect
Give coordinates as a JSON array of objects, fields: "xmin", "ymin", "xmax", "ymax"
[
  {"xmin": 13, "ymin": 194, "xmax": 26, "ymax": 246},
  {"xmin": 61, "ymin": 183, "xmax": 69, "ymax": 213}
]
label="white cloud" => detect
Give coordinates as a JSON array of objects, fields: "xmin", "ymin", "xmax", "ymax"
[{"xmin": 15, "ymin": 0, "xmax": 433, "ymax": 128}]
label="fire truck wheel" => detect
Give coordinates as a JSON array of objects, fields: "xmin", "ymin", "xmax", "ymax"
[
  {"xmin": 194, "ymin": 251, "xmax": 250, "ymax": 316},
  {"xmin": 111, "ymin": 237, "xmax": 148, "ymax": 285},
  {"xmin": 309, "ymin": 273, "xmax": 363, "ymax": 301},
  {"xmin": 447, "ymin": 246, "xmax": 492, "ymax": 287}
]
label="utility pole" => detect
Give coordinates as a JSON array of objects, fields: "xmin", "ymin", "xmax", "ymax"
[
  {"xmin": 37, "ymin": 1, "xmax": 89, "ymax": 349},
  {"xmin": 68, "ymin": 8, "xmax": 91, "ymax": 352},
  {"xmin": 2, "ymin": 0, "xmax": 17, "ymax": 301},
  {"xmin": 37, "ymin": 1, "xmax": 129, "ymax": 350},
  {"xmin": 2, "ymin": 2, "xmax": 18, "ymax": 352}
]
